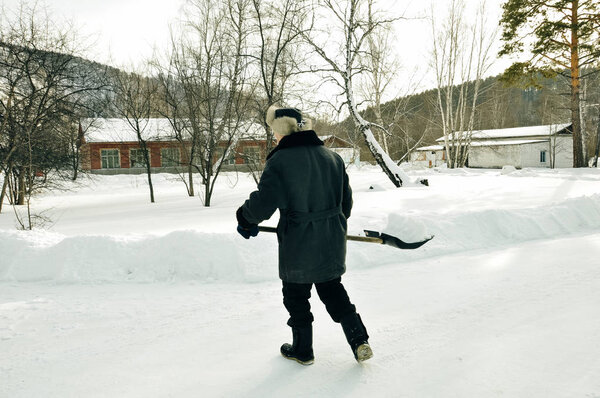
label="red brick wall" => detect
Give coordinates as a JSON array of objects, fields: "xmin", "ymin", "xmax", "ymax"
[
  {"xmin": 82, "ymin": 140, "xmax": 274, "ymax": 170},
  {"xmin": 234, "ymin": 141, "xmax": 268, "ymax": 165},
  {"xmin": 84, "ymin": 142, "xmax": 183, "ymax": 170}
]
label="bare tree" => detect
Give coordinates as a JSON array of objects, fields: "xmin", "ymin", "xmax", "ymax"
[
  {"xmin": 360, "ymin": 0, "xmax": 396, "ymax": 154},
  {"xmin": 112, "ymin": 68, "xmax": 159, "ymax": 203},
  {"xmin": 249, "ymin": 0, "xmax": 311, "ymax": 154},
  {"xmin": 391, "ymin": 95, "xmax": 434, "ymax": 165},
  {"xmin": 155, "ymin": 36, "xmax": 200, "ymax": 197},
  {"xmin": 430, "ymin": 0, "xmax": 496, "ymax": 168},
  {"xmin": 156, "ymin": 0, "xmax": 254, "ymax": 206},
  {"xmin": 0, "ymin": 2, "xmax": 108, "ymax": 219},
  {"xmin": 359, "ymin": 27, "xmax": 431, "ymax": 166},
  {"xmin": 302, "ymin": 0, "xmax": 426, "ymax": 187}
]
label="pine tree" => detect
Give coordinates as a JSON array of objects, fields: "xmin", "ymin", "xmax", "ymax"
[{"xmin": 499, "ymin": 0, "xmax": 600, "ymax": 167}]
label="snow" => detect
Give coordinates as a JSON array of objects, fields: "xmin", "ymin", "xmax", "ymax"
[
  {"xmin": 415, "ymin": 144, "xmax": 444, "ymax": 151},
  {"xmin": 82, "ymin": 118, "xmax": 179, "ymax": 143},
  {"xmin": 415, "ymin": 139, "xmax": 551, "ymax": 152},
  {"xmin": 456, "ymin": 139, "xmax": 549, "ymax": 147},
  {"xmin": 435, "ymin": 123, "xmax": 572, "ymax": 142},
  {"xmin": 1, "ymin": 166, "xmax": 600, "ymax": 397},
  {"xmin": 82, "ymin": 118, "xmax": 266, "ymax": 143},
  {"xmin": 501, "ymin": 165, "xmax": 517, "ymax": 175}
]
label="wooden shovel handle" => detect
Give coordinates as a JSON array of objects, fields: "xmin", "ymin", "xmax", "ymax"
[{"xmin": 257, "ymin": 226, "xmax": 384, "ymax": 244}]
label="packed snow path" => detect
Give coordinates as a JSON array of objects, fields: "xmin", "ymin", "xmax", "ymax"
[
  {"xmin": 2, "ymin": 167, "xmax": 600, "ymax": 396},
  {"xmin": 2, "ymin": 232, "xmax": 599, "ymax": 398}
]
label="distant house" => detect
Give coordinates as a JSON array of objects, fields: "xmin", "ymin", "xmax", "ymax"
[
  {"xmin": 411, "ymin": 123, "xmax": 573, "ymax": 169},
  {"xmin": 79, "ymin": 118, "xmax": 272, "ymax": 174},
  {"xmin": 320, "ymin": 135, "xmax": 360, "ymax": 164},
  {"xmin": 79, "ymin": 118, "xmax": 357, "ymax": 174}
]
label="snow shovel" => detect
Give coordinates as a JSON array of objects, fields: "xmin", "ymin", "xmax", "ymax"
[{"xmin": 257, "ymin": 226, "xmax": 433, "ymax": 250}]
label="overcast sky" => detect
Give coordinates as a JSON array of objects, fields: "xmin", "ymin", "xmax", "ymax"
[
  {"xmin": 1, "ymin": 0, "xmax": 187, "ymax": 66},
  {"xmin": 1, "ymin": 0, "xmax": 510, "ymax": 94}
]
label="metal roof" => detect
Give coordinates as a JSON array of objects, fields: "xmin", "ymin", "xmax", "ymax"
[
  {"xmin": 81, "ymin": 118, "xmax": 266, "ymax": 143},
  {"xmin": 416, "ymin": 139, "xmax": 550, "ymax": 152},
  {"xmin": 435, "ymin": 123, "xmax": 571, "ymax": 142}
]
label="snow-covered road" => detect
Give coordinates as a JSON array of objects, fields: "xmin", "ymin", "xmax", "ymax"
[{"xmin": 2, "ymin": 232, "xmax": 599, "ymax": 398}]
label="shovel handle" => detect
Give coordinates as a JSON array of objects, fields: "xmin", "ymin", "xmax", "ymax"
[{"xmin": 257, "ymin": 226, "xmax": 384, "ymax": 244}]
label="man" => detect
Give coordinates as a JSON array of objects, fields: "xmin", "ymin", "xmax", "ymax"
[{"xmin": 236, "ymin": 105, "xmax": 372, "ymax": 365}]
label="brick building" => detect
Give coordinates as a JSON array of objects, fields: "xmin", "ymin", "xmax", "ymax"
[
  {"xmin": 79, "ymin": 118, "xmax": 358, "ymax": 174},
  {"xmin": 79, "ymin": 118, "xmax": 273, "ymax": 174}
]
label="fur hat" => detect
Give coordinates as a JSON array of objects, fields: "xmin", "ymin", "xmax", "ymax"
[{"xmin": 266, "ymin": 105, "xmax": 312, "ymax": 136}]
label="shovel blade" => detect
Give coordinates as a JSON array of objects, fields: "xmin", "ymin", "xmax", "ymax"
[{"xmin": 364, "ymin": 230, "xmax": 433, "ymax": 250}]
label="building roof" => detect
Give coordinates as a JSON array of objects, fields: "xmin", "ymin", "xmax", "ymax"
[
  {"xmin": 435, "ymin": 123, "xmax": 571, "ymax": 143},
  {"xmin": 81, "ymin": 118, "xmax": 266, "ymax": 143},
  {"xmin": 417, "ymin": 145, "xmax": 444, "ymax": 151},
  {"xmin": 82, "ymin": 118, "xmax": 176, "ymax": 143},
  {"xmin": 469, "ymin": 139, "xmax": 548, "ymax": 147},
  {"xmin": 416, "ymin": 139, "xmax": 551, "ymax": 152},
  {"xmin": 319, "ymin": 135, "xmax": 354, "ymax": 148}
]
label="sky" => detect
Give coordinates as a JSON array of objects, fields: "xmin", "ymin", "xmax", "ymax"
[
  {"xmin": 0, "ymin": 0, "xmax": 511, "ymax": 94},
  {"xmin": 1, "ymin": 0, "xmax": 187, "ymax": 67}
]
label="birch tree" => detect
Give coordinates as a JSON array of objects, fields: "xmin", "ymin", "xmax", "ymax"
[
  {"xmin": 360, "ymin": 0, "xmax": 395, "ymax": 154},
  {"xmin": 430, "ymin": 0, "xmax": 497, "ymax": 168},
  {"xmin": 303, "ymin": 0, "xmax": 427, "ymax": 187}
]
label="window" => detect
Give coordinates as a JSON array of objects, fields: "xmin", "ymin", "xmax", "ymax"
[
  {"xmin": 540, "ymin": 150, "xmax": 547, "ymax": 163},
  {"xmin": 101, "ymin": 149, "xmax": 120, "ymax": 169},
  {"xmin": 215, "ymin": 148, "xmax": 236, "ymax": 165},
  {"xmin": 161, "ymin": 147, "xmax": 180, "ymax": 167},
  {"xmin": 130, "ymin": 148, "xmax": 147, "ymax": 168},
  {"xmin": 243, "ymin": 146, "xmax": 261, "ymax": 165}
]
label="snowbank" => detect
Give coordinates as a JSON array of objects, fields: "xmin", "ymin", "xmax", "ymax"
[
  {"xmin": 2, "ymin": 194, "xmax": 600, "ymax": 283},
  {"xmin": 0, "ymin": 230, "xmax": 278, "ymax": 283}
]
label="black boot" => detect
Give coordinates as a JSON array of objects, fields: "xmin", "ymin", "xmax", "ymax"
[
  {"xmin": 341, "ymin": 313, "xmax": 373, "ymax": 362},
  {"xmin": 280, "ymin": 325, "xmax": 315, "ymax": 365}
]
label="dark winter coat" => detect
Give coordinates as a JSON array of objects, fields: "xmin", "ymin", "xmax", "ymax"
[{"xmin": 237, "ymin": 130, "xmax": 353, "ymax": 283}]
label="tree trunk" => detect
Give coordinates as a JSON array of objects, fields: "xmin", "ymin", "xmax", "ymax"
[
  {"xmin": 373, "ymin": 107, "xmax": 389, "ymax": 155},
  {"xmin": 593, "ymin": 108, "xmax": 600, "ymax": 167},
  {"xmin": 570, "ymin": 2, "xmax": 585, "ymax": 168},
  {"xmin": 17, "ymin": 168, "xmax": 25, "ymax": 206},
  {"xmin": 345, "ymin": 89, "xmax": 402, "ymax": 186},
  {"xmin": 146, "ymin": 167, "xmax": 155, "ymax": 203},
  {"xmin": 570, "ymin": 75, "xmax": 584, "ymax": 168},
  {"xmin": 0, "ymin": 171, "xmax": 9, "ymax": 214},
  {"xmin": 204, "ymin": 175, "xmax": 211, "ymax": 207},
  {"xmin": 144, "ymin": 150, "xmax": 155, "ymax": 203},
  {"xmin": 139, "ymin": 140, "xmax": 155, "ymax": 203},
  {"xmin": 188, "ymin": 164, "xmax": 195, "ymax": 197}
]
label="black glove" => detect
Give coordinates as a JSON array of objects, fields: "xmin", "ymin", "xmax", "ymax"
[{"xmin": 237, "ymin": 224, "xmax": 259, "ymax": 239}]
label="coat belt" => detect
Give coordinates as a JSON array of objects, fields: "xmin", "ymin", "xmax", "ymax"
[{"xmin": 287, "ymin": 205, "xmax": 342, "ymax": 223}]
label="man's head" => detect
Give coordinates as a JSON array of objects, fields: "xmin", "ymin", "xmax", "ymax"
[{"xmin": 266, "ymin": 105, "xmax": 312, "ymax": 140}]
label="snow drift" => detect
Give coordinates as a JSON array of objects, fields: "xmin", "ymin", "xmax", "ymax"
[{"xmin": 2, "ymin": 194, "xmax": 600, "ymax": 283}]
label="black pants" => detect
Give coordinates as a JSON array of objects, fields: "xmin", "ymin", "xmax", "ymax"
[{"xmin": 282, "ymin": 277, "xmax": 357, "ymax": 327}]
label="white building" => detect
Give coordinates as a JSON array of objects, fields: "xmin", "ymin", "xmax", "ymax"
[
  {"xmin": 319, "ymin": 135, "xmax": 360, "ymax": 165},
  {"xmin": 411, "ymin": 123, "xmax": 573, "ymax": 169}
]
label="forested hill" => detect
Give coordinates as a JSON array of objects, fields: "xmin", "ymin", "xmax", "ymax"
[{"xmin": 327, "ymin": 70, "xmax": 599, "ymax": 162}]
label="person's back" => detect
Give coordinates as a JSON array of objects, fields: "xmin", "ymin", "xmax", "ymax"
[
  {"xmin": 264, "ymin": 139, "xmax": 352, "ymax": 283},
  {"xmin": 236, "ymin": 105, "xmax": 372, "ymax": 365},
  {"xmin": 277, "ymin": 145, "xmax": 342, "ymax": 211}
]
